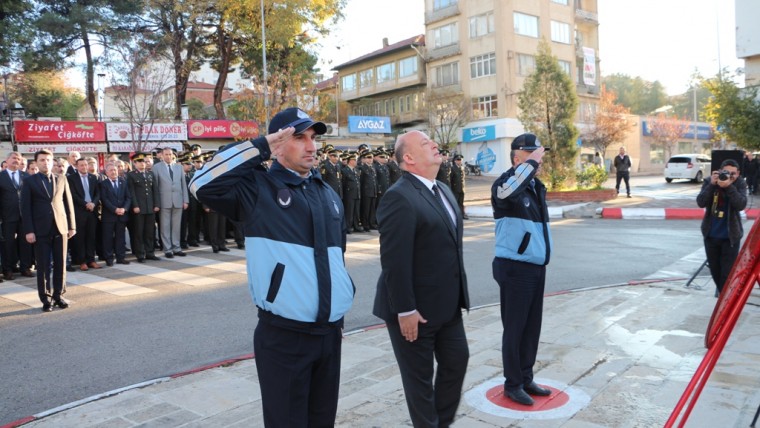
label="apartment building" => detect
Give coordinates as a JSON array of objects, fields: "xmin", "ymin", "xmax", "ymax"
[
  {"xmin": 331, "ymin": 35, "xmax": 427, "ymax": 148},
  {"xmin": 425, "ymin": 0, "xmax": 600, "ymax": 174},
  {"xmin": 736, "ymin": 0, "xmax": 760, "ymax": 87}
]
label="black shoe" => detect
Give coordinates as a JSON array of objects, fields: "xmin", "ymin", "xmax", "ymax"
[
  {"xmin": 212, "ymin": 246, "xmax": 219, "ymax": 253},
  {"xmin": 237, "ymin": 243, "xmax": 245, "ymax": 250},
  {"xmin": 106, "ymin": 260, "xmax": 114, "ymax": 267},
  {"xmin": 181, "ymin": 244, "xmax": 189, "ymax": 250},
  {"xmin": 165, "ymin": 252, "xmax": 174, "ymax": 259},
  {"xmin": 146, "ymin": 255, "xmax": 161, "ymax": 261},
  {"xmin": 189, "ymin": 242, "xmax": 200, "ymax": 247},
  {"xmin": 42, "ymin": 303, "xmax": 53, "ymax": 312},
  {"xmin": 3, "ymin": 271, "xmax": 13, "ymax": 280},
  {"xmin": 116, "ymin": 259, "xmax": 130, "ymax": 265},
  {"xmin": 21, "ymin": 270, "xmax": 35, "ymax": 277},
  {"xmin": 137, "ymin": 258, "xmax": 146, "ymax": 263},
  {"xmin": 65, "ymin": 265, "xmax": 76, "ymax": 272},
  {"xmin": 174, "ymin": 251, "xmax": 187, "ymax": 257},
  {"xmin": 462, "ymin": 214, "xmax": 470, "ymax": 220},
  {"xmin": 504, "ymin": 388, "xmax": 534, "ymax": 406},
  {"xmin": 524, "ymin": 381, "xmax": 551, "ymax": 396},
  {"xmin": 363, "ymin": 228, "xmax": 371, "ymax": 232},
  {"xmin": 54, "ymin": 299, "xmax": 69, "ymax": 309},
  {"xmin": 627, "ymin": 194, "xmax": 632, "ymax": 198},
  {"xmin": 218, "ymin": 247, "xmax": 230, "ymax": 252}
]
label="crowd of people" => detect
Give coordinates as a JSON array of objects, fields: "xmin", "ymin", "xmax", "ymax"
[{"xmin": 2, "ymin": 144, "xmax": 251, "ymax": 312}]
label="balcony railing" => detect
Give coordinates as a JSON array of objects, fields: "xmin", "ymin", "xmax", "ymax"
[
  {"xmin": 575, "ymin": 8, "xmax": 598, "ymax": 23},
  {"xmin": 428, "ymin": 43, "xmax": 461, "ymax": 61},
  {"xmin": 425, "ymin": 4, "xmax": 460, "ymax": 25}
]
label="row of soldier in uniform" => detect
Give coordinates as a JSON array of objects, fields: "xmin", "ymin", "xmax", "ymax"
[{"xmin": 317, "ymin": 144, "xmax": 468, "ymax": 233}]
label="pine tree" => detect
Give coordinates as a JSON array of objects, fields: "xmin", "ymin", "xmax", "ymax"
[{"xmin": 518, "ymin": 40, "xmax": 579, "ymax": 190}]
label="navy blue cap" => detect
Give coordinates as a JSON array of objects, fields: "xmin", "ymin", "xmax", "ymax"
[
  {"xmin": 511, "ymin": 133, "xmax": 549, "ymax": 151},
  {"xmin": 268, "ymin": 107, "xmax": 327, "ymax": 136}
]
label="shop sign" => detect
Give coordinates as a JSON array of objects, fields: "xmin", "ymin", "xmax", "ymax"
[
  {"xmin": 106, "ymin": 122, "xmax": 187, "ymax": 142},
  {"xmin": 14, "ymin": 120, "xmax": 106, "ymax": 142},
  {"xmin": 187, "ymin": 120, "xmax": 259, "ymax": 139}
]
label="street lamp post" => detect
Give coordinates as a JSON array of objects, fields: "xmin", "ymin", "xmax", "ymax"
[
  {"xmin": 260, "ymin": 0, "xmax": 269, "ymax": 132},
  {"xmin": 97, "ymin": 73, "xmax": 106, "ymax": 121}
]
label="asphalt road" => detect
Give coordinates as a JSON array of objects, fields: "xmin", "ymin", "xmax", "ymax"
[{"xmin": 0, "ymin": 215, "xmax": 707, "ymax": 426}]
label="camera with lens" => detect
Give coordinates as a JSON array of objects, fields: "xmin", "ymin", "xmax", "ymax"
[{"xmin": 718, "ymin": 170, "xmax": 731, "ymax": 181}]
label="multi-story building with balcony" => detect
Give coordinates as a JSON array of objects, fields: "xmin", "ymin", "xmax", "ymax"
[
  {"xmin": 736, "ymin": 0, "xmax": 760, "ymax": 87},
  {"xmin": 330, "ymin": 35, "xmax": 427, "ymax": 148},
  {"xmin": 425, "ymin": 0, "xmax": 601, "ymax": 174}
]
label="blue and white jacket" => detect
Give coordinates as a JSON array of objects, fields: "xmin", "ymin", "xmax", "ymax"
[
  {"xmin": 189, "ymin": 137, "xmax": 355, "ymax": 325},
  {"xmin": 491, "ymin": 159, "xmax": 552, "ymax": 266}
]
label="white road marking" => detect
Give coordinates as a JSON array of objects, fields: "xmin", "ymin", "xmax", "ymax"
[{"xmin": 66, "ymin": 272, "xmax": 158, "ymax": 296}]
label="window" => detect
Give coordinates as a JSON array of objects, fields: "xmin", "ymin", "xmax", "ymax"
[
  {"xmin": 558, "ymin": 60, "xmax": 571, "ymax": 75},
  {"xmin": 517, "ymin": 54, "xmax": 536, "ymax": 76},
  {"xmin": 433, "ymin": 0, "xmax": 456, "ymax": 10},
  {"xmin": 384, "ymin": 99, "xmax": 390, "ymax": 114},
  {"xmin": 406, "ymin": 95, "xmax": 412, "ymax": 111},
  {"xmin": 376, "ymin": 62, "xmax": 396, "ymax": 84},
  {"xmin": 341, "ymin": 74, "xmax": 356, "ymax": 91},
  {"xmin": 470, "ymin": 52, "xmax": 496, "ymax": 78},
  {"xmin": 552, "ymin": 0, "xmax": 568, "ymax": 4},
  {"xmin": 399, "ymin": 96, "xmax": 405, "ymax": 113},
  {"xmin": 374, "ymin": 102, "xmax": 380, "ymax": 115},
  {"xmin": 391, "ymin": 98, "xmax": 396, "ymax": 114},
  {"xmin": 551, "ymin": 20, "xmax": 571, "ymax": 44},
  {"xmin": 469, "ymin": 12, "xmax": 495, "ymax": 38},
  {"xmin": 472, "ymin": 95, "xmax": 498, "ymax": 118},
  {"xmin": 514, "ymin": 12, "xmax": 538, "ymax": 38},
  {"xmin": 399, "ymin": 56, "xmax": 418, "ymax": 78},
  {"xmin": 358, "ymin": 69, "xmax": 373, "ymax": 88},
  {"xmin": 433, "ymin": 23, "xmax": 458, "ymax": 49},
  {"xmin": 434, "ymin": 62, "xmax": 459, "ymax": 87}
]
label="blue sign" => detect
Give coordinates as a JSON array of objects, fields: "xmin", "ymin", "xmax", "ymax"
[
  {"xmin": 348, "ymin": 116, "xmax": 391, "ymax": 134},
  {"xmin": 476, "ymin": 147, "xmax": 496, "ymax": 173},
  {"xmin": 642, "ymin": 121, "xmax": 713, "ymax": 141},
  {"xmin": 462, "ymin": 125, "xmax": 496, "ymax": 143}
]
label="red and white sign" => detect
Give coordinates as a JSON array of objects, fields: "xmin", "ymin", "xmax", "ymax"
[
  {"xmin": 17, "ymin": 143, "xmax": 108, "ymax": 154},
  {"xmin": 14, "ymin": 120, "xmax": 106, "ymax": 143},
  {"xmin": 187, "ymin": 120, "xmax": 259, "ymax": 139},
  {"xmin": 106, "ymin": 122, "xmax": 187, "ymax": 142},
  {"xmin": 109, "ymin": 141, "xmax": 184, "ymax": 153}
]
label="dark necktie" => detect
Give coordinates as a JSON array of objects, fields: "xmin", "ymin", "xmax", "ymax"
[
  {"xmin": 168, "ymin": 164, "xmax": 174, "ymax": 180},
  {"xmin": 433, "ymin": 184, "xmax": 455, "ymax": 227},
  {"xmin": 113, "ymin": 180, "xmax": 118, "ymax": 191},
  {"xmin": 11, "ymin": 171, "xmax": 18, "ymax": 188}
]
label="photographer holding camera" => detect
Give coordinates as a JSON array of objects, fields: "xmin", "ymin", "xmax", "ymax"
[{"xmin": 696, "ymin": 158, "xmax": 747, "ymax": 295}]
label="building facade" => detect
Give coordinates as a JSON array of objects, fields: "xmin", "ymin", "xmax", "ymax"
[
  {"xmin": 736, "ymin": 0, "xmax": 760, "ymax": 87},
  {"xmin": 425, "ymin": 0, "xmax": 600, "ymax": 174}
]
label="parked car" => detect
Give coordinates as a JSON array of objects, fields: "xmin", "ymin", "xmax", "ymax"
[{"xmin": 664, "ymin": 154, "xmax": 712, "ymax": 183}]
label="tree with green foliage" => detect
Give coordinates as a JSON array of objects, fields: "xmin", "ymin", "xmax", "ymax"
[
  {"xmin": 427, "ymin": 89, "xmax": 468, "ymax": 151},
  {"xmin": 0, "ymin": 0, "xmax": 32, "ymax": 68},
  {"xmin": 8, "ymin": 71, "xmax": 84, "ymax": 119},
  {"xmin": 702, "ymin": 71, "xmax": 760, "ymax": 150},
  {"xmin": 203, "ymin": 0, "xmax": 344, "ymax": 120},
  {"xmin": 603, "ymin": 73, "xmax": 668, "ymax": 115},
  {"xmin": 22, "ymin": 0, "xmax": 143, "ymax": 119},
  {"xmin": 518, "ymin": 40, "xmax": 578, "ymax": 190}
]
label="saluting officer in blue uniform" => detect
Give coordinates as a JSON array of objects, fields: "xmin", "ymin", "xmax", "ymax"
[{"xmin": 190, "ymin": 107, "xmax": 355, "ymax": 427}]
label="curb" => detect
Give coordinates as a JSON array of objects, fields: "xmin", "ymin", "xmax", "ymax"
[
  {"xmin": 598, "ymin": 207, "xmax": 760, "ymax": 220},
  {"xmin": 466, "ymin": 203, "xmax": 589, "ymax": 219}
]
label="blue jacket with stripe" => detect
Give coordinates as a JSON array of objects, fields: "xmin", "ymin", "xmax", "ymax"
[
  {"xmin": 491, "ymin": 160, "xmax": 552, "ymax": 266},
  {"xmin": 189, "ymin": 137, "xmax": 355, "ymax": 325}
]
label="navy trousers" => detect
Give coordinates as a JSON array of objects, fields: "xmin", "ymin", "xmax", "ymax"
[
  {"xmin": 493, "ymin": 257, "xmax": 546, "ymax": 390},
  {"xmin": 253, "ymin": 316, "xmax": 342, "ymax": 427}
]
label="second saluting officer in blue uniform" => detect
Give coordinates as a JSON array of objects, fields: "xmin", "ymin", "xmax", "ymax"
[{"xmin": 190, "ymin": 107, "xmax": 355, "ymax": 427}]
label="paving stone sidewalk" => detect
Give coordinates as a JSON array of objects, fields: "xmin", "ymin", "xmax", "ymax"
[{"xmin": 20, "ymin": 281, "xmax": 760, "ymax": 428}]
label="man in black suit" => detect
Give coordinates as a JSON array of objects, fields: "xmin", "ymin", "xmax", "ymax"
[
  {"xmin": 127, "ymin": 152, "xmax": 160, "ymax": 263},
  {"xmin": 358, "ymin": 150, "xmax": 377, "ymax": 231},
  {"xmin": 67, "ymin": 158, "xmax": 102, "ymax": 271},
  {"xmin": 21, "ymin": 150, "xmax": 76, "ymax": 312},
  {"xmin": 320, "ymin": 148, "xmax": 343, "ymax": 199},
  {"xmin": 450, "ymin": 154, "xmax": 467, "ymax": 219},
  {"xmin": 0, "ymin": 152, "xmax": 33, "ymax": 279},
  {"xmin": 373, "ymin": 130, "xmax": 470, "ymax": 428},
  {"xmin": 100, "ymin": 163, "xmax": 131, "ymax": 266}
]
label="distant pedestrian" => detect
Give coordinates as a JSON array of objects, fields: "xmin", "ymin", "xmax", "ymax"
[
  {"xmin": 190, "ymin": 107, "xmax": 355, "ymax": 427},
  {"xmin": 593, "ymin": 151, "xmax": 603, "ymax": 168},
  {"xmin": 696, "ymin": 159, "xmax": 747, "ymax": 295},
  {"xmin": 491, "ymin": 133, "xmax": 553, "ymax": 406},
  {"xmin": 450, "ymin": 154, "xmax": 467, "ymax": 219},
  {"xmin": 614, "ymin": 146, "xmax": 632, "ymax": 197},
  {"xmin": 742, "ymin": 151, "xmax": 756, "ymax": 194}
]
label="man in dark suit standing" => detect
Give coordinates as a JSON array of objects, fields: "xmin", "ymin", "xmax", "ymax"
[
  {"xmin": 100, "ymin": 162, "xmax": 131, "ymax": 266},
  {"xmin": 67, "ymin": 158, "xmax": 101, "ymax": 271},
  {"xmin": 0, "ymin": 152, "xmax": 33, "ymax": 279},
  {"xmin": 358, "ymin": 150, "xmax": 377, "ymax": 231},
  {"xmin": 320, "ymin": 148, "xmax": 343, "ymax": 199},
  {"xmin": 21, "ymin": 150, "xmax": 76, "ymax": 312},
  {"xmin": 127, "ymin": 152, "xmax": 160, "ymax": 263},
  {"xmin": 450, "ymin": 154, "xmax": 467, "ymax": 220},
  {"xmin": 374, "ymin": 130, "xmax": 470, "ymax": 428}
]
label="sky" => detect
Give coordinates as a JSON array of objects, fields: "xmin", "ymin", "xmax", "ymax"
[{"xmin": 316, "ymin": 0, "xmax": 741, "ymax": 95}]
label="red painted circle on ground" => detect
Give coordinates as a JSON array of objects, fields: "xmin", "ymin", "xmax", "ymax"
[{"xmin": 486, "ymin": 384, "xmax": 570, "ymax": 411}]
